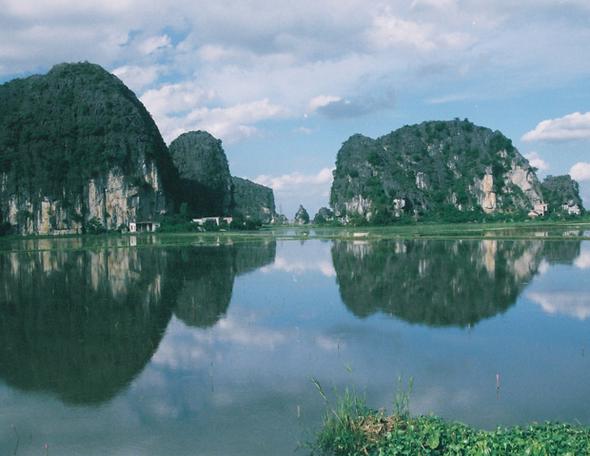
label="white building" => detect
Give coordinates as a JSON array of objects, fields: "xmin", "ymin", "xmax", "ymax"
[
  {"xmin": 128, "ymin": 221, "xmax": 160, "ymax": 233},
  {"xmin": 562, "ymin": 203, "xmax": 581, "ymax": 216},
  {"xmin": 192, "ymin": 216, "xmax": 233, "ymax": 226}
]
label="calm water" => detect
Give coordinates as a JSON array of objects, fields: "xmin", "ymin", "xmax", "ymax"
[{"xmin": 0, "ymin": 236, "xmax": 589, "ymax": 455}]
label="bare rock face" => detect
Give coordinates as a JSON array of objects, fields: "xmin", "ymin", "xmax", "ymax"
[
  {"xmin": 480, "ymin": 174, "xmax": 497, "ymax": 213},
  {"xmin": 0, "ymin": 62, "xmax": 175, "ymax": 234},
  {"xmin": 330, "ymin": 119, "xmax": 546, "ymax": 223}
]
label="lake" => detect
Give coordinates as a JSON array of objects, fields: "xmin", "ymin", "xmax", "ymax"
[{"xmin": 0, "ymin": 235, "xmax": 589, "ymax": 455}]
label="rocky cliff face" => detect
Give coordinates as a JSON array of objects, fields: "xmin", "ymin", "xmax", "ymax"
[
  {"xmin": 231, "ymin": 176, "xmax": 277, "ymax": 223},
  {"xmin": 330, "ymin": 120, "xmax": 545, "ymax": 222},
  {"xmin": 0, "ymin": 62, "xmax": 176, "ymax": 234},
  {"xmin": 168, "ymin": 131, "xmax": 233, "ymax": 216},
  {"xmin": 541, "ymin": 175, "xmax": 585, "ymax": 216}
]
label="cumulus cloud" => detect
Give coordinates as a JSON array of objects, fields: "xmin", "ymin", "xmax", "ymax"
[
  {"xmin": 524, "ymin": 151, "xmax": 549, "ymax": 171},
  {"xmin": 569, "ymin": 162, "xmax": 590, "ymax": 182},
  {"xmin": 528, "ymin": 291, "xmax": 590, "ymax": 320},
  {"xmin": 1, "ymin": 0, "xmax": 590, "ymax": 145},
  {"xmin": 137, "ymin": 34, "xmax": 172, "ymax": 55},
  {"xmin": 255, "ymin": 167, "xmax": 333, "ymax": 193},
  {"xmin": 262, "ymin": 256, "xmax": 336, "ymax": 277},
  {"xmin": 574, "ymin": 250, "xmax": 590, "ymax": 269},
  {"xmin": 141, "ymin": 81, "xmax": 285, "ymax": 143},
  {"xmin": 368, "ymin": 14, "xmax": 437, "ymax": 51},
  {"xmin": 254, "ymin": 167, "xmax": 334, "ymax": 216},
  {"xmin": 308, "ymin": 95, "xmax": 342, "ymax": 113},
  {"xmin": 112, "ymin": 65, "xmax": 161, "ymax": 91},
  {"xmin": 314, "ymin": 91, "xmax": 396, "ymax": 118},
  {"xmin": 522, "ymin": 112, "xmax": 590, "ymax": 142}
]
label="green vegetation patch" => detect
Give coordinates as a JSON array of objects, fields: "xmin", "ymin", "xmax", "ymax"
[{"xmin": 313, "ymin": 401, "xmax": 590, "ymax": 456}]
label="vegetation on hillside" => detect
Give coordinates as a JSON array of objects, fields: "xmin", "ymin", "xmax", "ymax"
[
  {"xmin": 169, "ymin": 131, "xmax": 233, "ymax": 216},
  {"xmin": 330, "ymin": 119, "xmax": 547, "ymax": 224},
  {"xmin": 0, "ymin": 62, "xmax": 178, "ymax": 217},
  {"xmin": 541, "ymin": 175, "xmax": 585, "ymax": 217}
]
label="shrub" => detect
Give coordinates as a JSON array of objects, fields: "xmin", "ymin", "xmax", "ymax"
[{"xmin": 83, "ymin": 217, "xmax": 106, "ymax": 234}]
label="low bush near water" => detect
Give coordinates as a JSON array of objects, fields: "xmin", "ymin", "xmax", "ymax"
[{"xmin": 312, "ymin": 394, "xmax": 590, "ymax": 455}]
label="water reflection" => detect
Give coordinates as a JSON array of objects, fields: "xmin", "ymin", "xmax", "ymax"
[
  {"xmin": 0, "ymin": 248, "xmax": 171, "ymax": 405},
  {"xmin": 171, "ymin": 241, "xmax": 276, "ymax": 328},
  {"xmin": 528, "ymin": 242, "xmax": 590, "ymax": 320},
  {"xmin": 332, "ymin": 239, "xmax": 581, "ymax": 327},
  {"xmin": 0, "ymin": 240, "xmax": 276, "ymax": 404}
]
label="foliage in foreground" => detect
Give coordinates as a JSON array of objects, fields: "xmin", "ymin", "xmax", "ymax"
[{"xmin": 312, "ymin": 393, "xmax": 590, "ymax": 456}]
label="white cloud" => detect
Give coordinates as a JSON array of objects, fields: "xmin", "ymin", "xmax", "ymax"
[
  {"xmin": 524, "ymin": 151, "xmax": 549, "ymax": 171},
  {"xmin": 529, "ymin": 291, "xmax": 590, "ymax": 320},
  {"xmin": 574, "ymin": 250, "xmax": 590, "ymax": 269},
  {"xmin": 294, "ymin": 126, "xmax": 314, "ymax": 135},
  {"xmin": 426, "ymin": 93, "xmax": 472, "ymax": 104},
  {"xmin": 569, "ymin": 162, "xmax": 590, "ymax": 182},
  {"xmin": 141, "ymin": 81, "xmax": 215, "ymax": 117},
  {"xmin": 197, "ymin": 44, "xmax": 244, "ymax": 62},
  {"xmin": 255, "ymin": 167, "xmax": 333, "ymax": 192},
  {"xmin": 254, "ymin": 167, "xmax": 334, "ymax": 216},
  {"xmin": 112, "ymin": 65, "xmax": 161, "ymax": 91},
  {"xmin": 181, "ymin": 99, "xmax": 286, "ymax": 144},
  {"xmin": 308, "ymin": 95, "xmax": 342, "ymax": 113},
  {"xmin": 1, "ymin": 0, "xmax": 590, "ymax": 147},
  {"xmin": 141, "ymin": 81, "xmax": 286, "ymax": 143},
  {"xmin": 368, "ymin": 13, "xmax": 436, "ymax": 51},
  {"xmin": 522, "ymin": 112, "xmax": 590, "ymax": 142},
  {"xmin": 411, "ymin": 0, "xmax": 457, "ymax": 9},
  {"xmin": 152, "ymin": 313, "xmax": 289, "ymax": 370},
  {"xmin": 262, "ymin": 256, "xmax": 336, "ymax": 277},
  {"xmin": 137, "ymin": 34, "xmax": 172, "ymax": 55}
]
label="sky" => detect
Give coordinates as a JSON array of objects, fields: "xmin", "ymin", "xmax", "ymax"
[{"xmin": 1, "ymin": 0, "xmax": 589, "ymax": 217}]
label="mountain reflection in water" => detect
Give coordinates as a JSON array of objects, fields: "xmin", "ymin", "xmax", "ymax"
[
  {"xmin": 332, "ymin": 239, "xmax": 581, "ymax": 327},
  {"xmin": 0, "ymin": 240, "xmax": 276, "ymax": 404},
  {"xmin": 0, "ymin": 237, "xmax": 589, "ymax": 456}
]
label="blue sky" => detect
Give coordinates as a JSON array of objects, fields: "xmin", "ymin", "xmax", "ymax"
[{"xmin": 1, "ymin": 0, "xmax": 589, "ymax": 217}]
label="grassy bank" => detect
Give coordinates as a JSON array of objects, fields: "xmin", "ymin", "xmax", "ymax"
[{"xmin": 311, "ymin": 390, "xmax": 590, "ymax": 456}]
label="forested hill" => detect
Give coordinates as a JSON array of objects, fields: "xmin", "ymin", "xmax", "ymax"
[
  {"xmin": 330, "ymin": 119, "xmax": 583, "ymax": 223},
  {"xmin": 0, "ymin": 62, "xmax": 178, "ymax": 234}
]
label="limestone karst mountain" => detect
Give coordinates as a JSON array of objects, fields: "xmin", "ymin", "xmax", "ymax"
[
  {"xmin": 0, "ymin": 62, "xmax": 178, "ymax": 235},
  {"xmin": 168, "ymin": 130, "xmax": 234, "ymax": 217},
  {"xmin": 294, "ymin": 205, "xmax": 310, "ymax": 224},
  {"xmin": 329, "ymin": 119, "xmax": 580, "ymax": 223},
  {"xmin": 541, "ymin": 175, "xmax": 584, "ymax": 216}
]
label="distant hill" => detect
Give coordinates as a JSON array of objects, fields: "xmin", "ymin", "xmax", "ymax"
[
  {"xmin": 1, "ymin": 63, "xmax": 583, "ymax": 235},
  {"xmin": 231, "ymin": 176, "xmax": 278, "ymax": 223},
  {"xmin": 168, "ymin": 130, "xmax": 278, "ymax": 222},
  {"xmin": 169, "ymin": 130, "xmax": 234, "ymax": 216},
  {"xmin": 541, "ymin": 175, "xmax": 584, "ymax": 216},
  {"xmin": 329, "ymin": 119, "xmax": 573, "ymax": 223},
  {"xmin": 0, "ymin": 63, "xmax": 281, "ymax": 235},
  {"xmin": 0, "ymin": 62, "xmax": 177, "ymax": 234}
]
